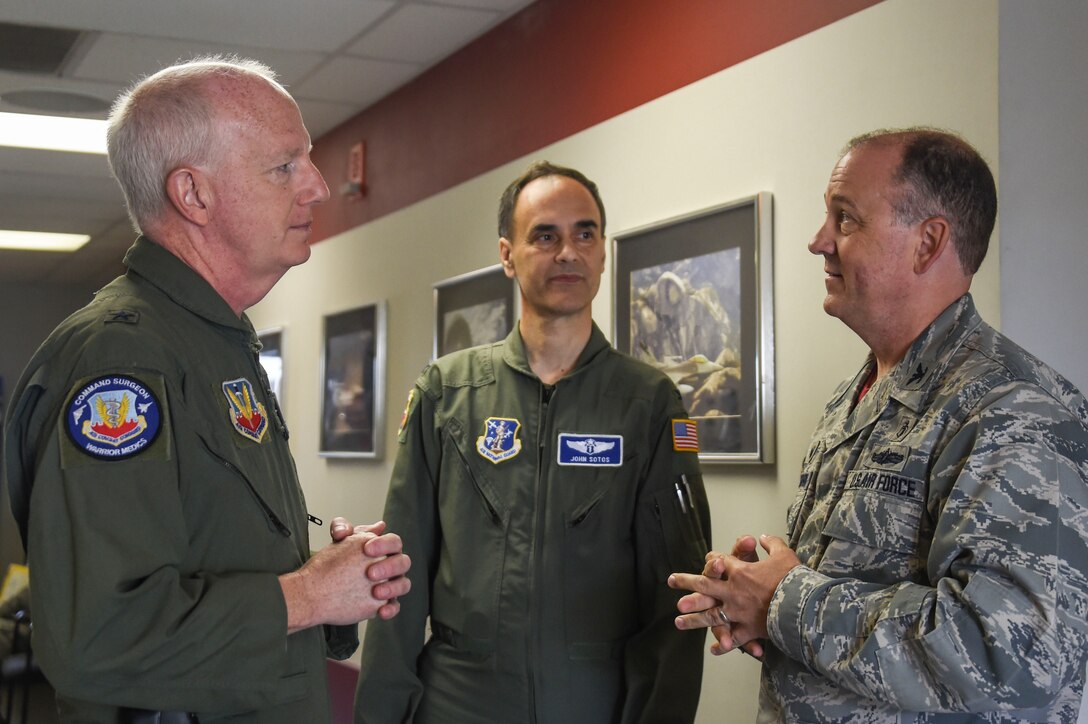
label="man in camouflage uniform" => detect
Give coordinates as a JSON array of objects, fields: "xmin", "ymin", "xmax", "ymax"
[{"xmin": 670, "ymin": 128, "xmax": 1088, "ymax": 721}]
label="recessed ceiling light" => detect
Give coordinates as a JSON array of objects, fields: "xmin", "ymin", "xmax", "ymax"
[
  {"xmin": 2, "ymin": 89, "xmax": 111, "ymax": 115},
  {"xmin": 0, "ymin": 230, "xmax": 91, "ymax": 252},
  {"xmin": 0, "ymin": 111, "xmax": 107, "ymax": 154}
]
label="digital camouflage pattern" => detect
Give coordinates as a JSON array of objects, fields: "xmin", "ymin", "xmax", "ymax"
[{"xmin": 763, "ymin": 294, "xmax": 1088, "ymax": 722}]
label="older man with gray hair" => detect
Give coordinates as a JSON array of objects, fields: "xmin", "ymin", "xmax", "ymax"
[{"xmin": 3, "ymin": 56, "xmax": 410, "ymax": 723}]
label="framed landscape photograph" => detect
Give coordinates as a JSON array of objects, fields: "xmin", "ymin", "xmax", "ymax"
[
  {"xmin": 256, "ymin": 327, "xmax": 285, "ymax": 413},
  {"xmin": 319, "ymin": 302, "xmax": 386, "ymax": 458},
  {"xmin": 612, "ymin": 192, "xmax": 775, "ymax": 463},
  {"xmin": 433, "ymin": 264, "xmax": 517, "ymax": 359}
]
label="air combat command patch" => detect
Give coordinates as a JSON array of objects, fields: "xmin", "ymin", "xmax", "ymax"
[
  {"xmin": 476, "ymin": 416, "xmax": 522, "ymax": 463},
  {"xmin": 66, "ymin": 375, "xmax": 162, "ymax": 460},
  {"xmin": 222, "ymin": 378, "xmax": 268, "ymax": 443}
]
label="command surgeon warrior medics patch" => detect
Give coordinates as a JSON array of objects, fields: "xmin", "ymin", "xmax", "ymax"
[
  {"xmin": 477, "ymin": 416, "xmax": 522, "ymax": 463},
  {"xmin": 66, "ymin": 375, "xmax": 162, "ymax": 460},
  {"xmin": 222, "ymin": 378, "xmax": 268, "ymax": 443}
]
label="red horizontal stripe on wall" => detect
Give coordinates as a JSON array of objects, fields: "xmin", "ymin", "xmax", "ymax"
[{"xmin": 310, "ymin": 0, "xmax": 880, "ymax": 244}]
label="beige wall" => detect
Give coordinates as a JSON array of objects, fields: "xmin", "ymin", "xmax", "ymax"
[{"xmin": 249, "ymin": 0, "xmax": 1000, "ymax": 719}]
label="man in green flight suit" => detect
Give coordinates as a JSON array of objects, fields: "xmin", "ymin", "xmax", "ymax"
[
  {"xmin": 671, "ymin": 129, "xmax": 1088, "ymax": 721},
  {"xmin": 355, "ymin": 161, "xmax": 711, "ymax": 723},
  {"xmin": 2, "ymin": 57, "xmax": 411, "ymax": 723}
]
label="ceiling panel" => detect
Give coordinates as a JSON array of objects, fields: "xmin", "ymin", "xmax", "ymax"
[
  {"xmin": 73, "ymin": 33, "xmax": 328, "ymax": 88},
  {"xmin": 3, "ymin": 0, "xmax": 397, "ymax": 53},
  {"xmin": 349, "ymin": 4, "xmax": 500, "ymax": 64},
  {"xmin": 294, "ymin": 55, "xmax": 420, "ymax": 108}
]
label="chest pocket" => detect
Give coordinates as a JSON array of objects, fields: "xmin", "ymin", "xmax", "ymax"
[{"xmin": 820, "ymin": 480, "xmax": 926, "ymax": 583}]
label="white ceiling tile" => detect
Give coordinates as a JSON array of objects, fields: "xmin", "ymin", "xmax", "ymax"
[
  {"xmin": 295, "ymin": 98, "xmax": 364, "ymax": 139},
  {"xmin": 349, "ymin": 4, "xmax": 499, "ymax": 64},
  {"xmin": 72, "ymin": 33, "xmax": 327, "ymax": 88},
  {"xmin": 5, "ymin": 0, "xmax": 396, "ymax": 53},
  {"xmin": 427, "ymin": 0, "xmax": 536, "ymax": 11},
  {"xmin": 294, "ymin": 56, "xmax": 421, "ymax": 108}
]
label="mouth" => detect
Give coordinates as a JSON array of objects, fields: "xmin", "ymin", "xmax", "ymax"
[{"xmin": 550, "ymin": 273, "xmax": 583, "ymax": 284}]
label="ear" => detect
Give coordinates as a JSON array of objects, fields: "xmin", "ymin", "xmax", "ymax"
[
  {"xmin": 498, "ymin": 237, "xmax": 515, "ymax": 279},
  {"xmin": 164, "ymin": 167, "xmax": 212, "ymax": 226},
  {"xmin": 913, "ymin": 216, "xmax": 952, "ymax": 275}
]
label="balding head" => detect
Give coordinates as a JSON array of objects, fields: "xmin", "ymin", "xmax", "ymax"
[{"xmin": 107, "ymin": 56, "xmax": 289, "ymax": 233}]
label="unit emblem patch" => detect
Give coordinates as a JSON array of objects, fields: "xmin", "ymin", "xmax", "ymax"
[
  {"xmin": 476, "ymin": 417, "xmax": 522, "ymax": 463},
  {"xmin": 557, "ymin": 433, "xmax": 623, "ymax": 466},
  {"xmin": 222, "ymin": 378, "xmax": 268, "ymax": 443},
  {"xmin": 66, "ymin": 375, "xmax": 162, "ymax": 460}
]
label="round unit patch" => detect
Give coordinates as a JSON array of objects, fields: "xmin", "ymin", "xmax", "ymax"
[{"xmin": 66, "ymin": 375, "xmax": 162, "ymax": 460}]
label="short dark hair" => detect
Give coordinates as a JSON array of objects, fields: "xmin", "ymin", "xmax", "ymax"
[
  {"xmin": 846, "ymin": 128, "xmax": 997, "ymax": 274},
  {"xmin": 497, "ymin": 161, "xmax": 606, "ymax": 238}
]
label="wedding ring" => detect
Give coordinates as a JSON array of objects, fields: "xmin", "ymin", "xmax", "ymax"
[{"xmin": 715, "ymin": 607, "xmax": 731, "ymax": 625}]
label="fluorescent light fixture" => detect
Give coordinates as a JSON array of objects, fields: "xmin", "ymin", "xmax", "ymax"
[
  {"xmin": 0, "ymin": 111, "xmax": 108, "ymax": 154},
  {"xmin": 0, "ymin": 230, "xmax": 91, "ymax": 252}
]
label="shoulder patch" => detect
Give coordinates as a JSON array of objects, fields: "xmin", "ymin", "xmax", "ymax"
[
  {"xmin": 397, "ymin": 388, "xmax": 417, "ymax": 443},
  {"xmin": 672, "ymin": 418, "xmax": 700, "ymax": 453},
  {"xmin": 66, "ymin": 375, "xmax": 162, "ymax": 460}
]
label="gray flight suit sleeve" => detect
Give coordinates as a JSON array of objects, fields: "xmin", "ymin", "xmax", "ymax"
[
  {"xmin": 622, "ymin": 385, "xmax": 711, "ymax": 724},
  {"xmin": 768, "ymin": 383, "xmax": 1088, "ymax": 713}
]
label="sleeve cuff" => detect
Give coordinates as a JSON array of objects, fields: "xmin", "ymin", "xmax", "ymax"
[{"xmin": 766, "ymin": 565, "xmax": 832, "ymax": 668}]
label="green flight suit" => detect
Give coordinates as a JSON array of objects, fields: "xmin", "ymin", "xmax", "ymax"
[
  {"xmin": 2, "ymin": 237, "xmax": 356, "ymax": 722},
  {"xmin": 356, "ymin": 324, "xmax": 710, "ymax": 724}
]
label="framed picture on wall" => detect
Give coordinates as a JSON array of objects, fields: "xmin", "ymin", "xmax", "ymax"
[
  {"xmin": 433, "ymin": 264, "xmax": 518, "ymax": 359},
  {"xmin": 256, "ymin": 327, "xmax": 285, "ymax": 413},
  {"xmin": 319, "ymin": 302, "xmax": 386, "ymax": 458},
  {"xmin": 612, "ymin": 192, "xmax": 775, "ymax": 463}
]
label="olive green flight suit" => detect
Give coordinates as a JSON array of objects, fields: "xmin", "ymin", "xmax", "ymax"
[
  {"xmin": 2, "ymin": 237, "xmax": 356, "ymax": 722},
  {"xmin": 356, "ymin": 324, "xmax": 710, "ymax": 723}
]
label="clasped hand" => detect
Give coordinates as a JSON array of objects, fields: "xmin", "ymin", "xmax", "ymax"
[{"xmin": 668, "ymin": 534, "xmax": 800, "ymax": 658}]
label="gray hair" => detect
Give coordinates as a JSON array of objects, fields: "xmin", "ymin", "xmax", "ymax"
[{"xmin": 107, "ymin": 55, "xmax": 284, "ymax": 232}]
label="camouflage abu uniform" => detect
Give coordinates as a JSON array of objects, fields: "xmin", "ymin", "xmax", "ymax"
[{"xmin": 762, "ymin": 294, "xmax": 1088, "ymax": 722}]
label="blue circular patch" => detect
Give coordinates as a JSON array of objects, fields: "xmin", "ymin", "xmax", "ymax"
[{"xmin": 65, "ymin": 375, "xmax": 162, "ymax": 461}]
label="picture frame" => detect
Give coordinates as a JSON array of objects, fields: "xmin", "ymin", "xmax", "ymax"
[
  {"xmin": 433, "ymin": 263, "xmax": 518, "ymax": 359},
  {"xmin": 256, "ymin": 327, "xmax": 285, "ymax": 413},
  {"xmin": 612, "ymin": 192, "xmax": 775, "ymax": 463},
  {"xmin": 319, "ymin": 302, "xmax": 386, "ymax": 458}
]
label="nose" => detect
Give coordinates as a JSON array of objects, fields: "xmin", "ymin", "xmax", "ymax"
[
  {"xmin": 555, "ymin": 236, "xmax": 579, "ymax": 263},
  {"xmin": 808, "ymin": 216, "xmax": 835, "ymax": 256},
  {"xmin": 301, "ymin": 157, "xmax": 331, "ymax": 206}
]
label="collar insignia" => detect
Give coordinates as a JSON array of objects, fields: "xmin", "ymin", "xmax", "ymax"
[
  {"xmin": 222, "ymin": 378, "xmax": 268, "ymax": 443},
  {"xmin": 476, "ymin": 416, "xmax": 522, "ymax": 463}
]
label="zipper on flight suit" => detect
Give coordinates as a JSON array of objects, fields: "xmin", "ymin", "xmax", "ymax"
[
  {"xmin": 527, "ymin": 382, "xmax": 556, "ymax": 723},
  {"xmin": 250, "ymin": 344, "xmax": 289, "ymax": 440},
  {"xmin": 199, "ymin": 438, "xmax": 292, "ymax": 537}
]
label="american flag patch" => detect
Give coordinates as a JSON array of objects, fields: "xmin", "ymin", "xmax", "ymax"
[{"xmin": 672, "ymin": 419, "xmax": 699, "ymax": 452}]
